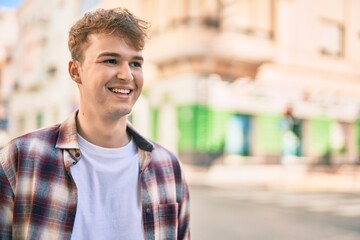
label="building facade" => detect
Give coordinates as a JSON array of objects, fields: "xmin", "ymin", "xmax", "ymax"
[
  {"xmin": 0, "ymin": 8, "xmax": 18, "ymax": 147},
  {"xmin": 1, "ymin": 0, "xmax": 360, "ymax": 165},
  {"xmin": 3, "ymin": 0, "xmax": 80, "ymax": 139},
  {"xmin": 142, "ymin": 0, "xmax": 360, "ymax": 165}
]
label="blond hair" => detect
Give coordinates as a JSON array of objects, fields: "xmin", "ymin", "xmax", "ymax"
[{"xmin": 68, "ymin": 8, "xmax": 149, "ymax": 61}]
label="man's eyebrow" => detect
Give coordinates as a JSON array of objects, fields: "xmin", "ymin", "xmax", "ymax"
[
  {"xmin": 133, "ymin": 56, "xmax": 144, "ymax": 61},
  {"xmin": 97, "ymin": 52, "xmax": 144, "ymax": 61},
  {"xmin": 97, "ymin": 52, "xmax": 120, "ymax": 58}
]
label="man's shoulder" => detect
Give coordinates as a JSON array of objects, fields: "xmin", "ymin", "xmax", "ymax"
[
  {"xmin": 151, "ymin": 141, "xmax": 176, "ymax": 157},
  {"xmin": 0, "ymin": 124, "xmax": 62, "ymax": 170},
  {"xmin": 5, "ymin": 123, "xmax": 61, "ymax": 149},
  {"xmin": 149, "ymin": 141, "xmax": 182, "ymax": 167}
]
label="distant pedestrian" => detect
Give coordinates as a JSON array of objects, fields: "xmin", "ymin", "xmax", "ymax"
[
  {"xmin": 0, "ymin": 7, "xmax": 190, "ymax": 240},
  {"xmin": 280, "ymin": 106, "xmax": 300, "ymax": 164}
]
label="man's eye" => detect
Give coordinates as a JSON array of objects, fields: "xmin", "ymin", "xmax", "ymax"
[
  {"xmin": 103, "ymin": 59, "xmax": 117, "ymax": 64},
  {"xmin": 130, "ymin": 62, "xmax": 142, "ymax": 68}
]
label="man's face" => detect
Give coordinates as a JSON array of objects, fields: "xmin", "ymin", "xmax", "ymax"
[{"xmin": 71, "ymin": 33, "xmax": 144, "ymax": 121}]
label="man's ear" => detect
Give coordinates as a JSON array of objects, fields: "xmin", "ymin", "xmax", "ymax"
[{"xmin": 68, "ymin": 60, "xmax": 82, "ymax": 84}]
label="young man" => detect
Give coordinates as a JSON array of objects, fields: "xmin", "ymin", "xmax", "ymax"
[{"xmin": 0, "ymin": 8, "xmax": 190, "ymax": 240}]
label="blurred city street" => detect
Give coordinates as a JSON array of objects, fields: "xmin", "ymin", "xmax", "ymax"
[
  {"xmin": 186, "ymin": 162, "xmax": 360, "ymax": 240},
  {"xmin": 184, "ymin": 158, "xmax": 360, "ymax": 194},
  {"xmin": 189, "ymin": 184, "xmax": 360, "ymax": 240}
]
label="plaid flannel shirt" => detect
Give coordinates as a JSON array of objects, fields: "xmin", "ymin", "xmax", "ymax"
[{"xmin": 0, "ymin": 111, "xmax": 190, "ymax": 240}]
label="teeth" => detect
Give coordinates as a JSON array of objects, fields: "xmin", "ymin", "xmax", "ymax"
[{"xmin": 111, "ymin": 88, "xmax": 131, "ymax": 94}]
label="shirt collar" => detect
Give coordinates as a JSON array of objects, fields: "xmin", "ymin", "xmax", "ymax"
[{"xmin": 55, "ymin": 110, "xmax": 154, "ymax": 152}]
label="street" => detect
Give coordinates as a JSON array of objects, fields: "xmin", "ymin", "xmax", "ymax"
[{"xmin": 189, "ymin": 185, "xmax": 360, "ymax": 240}]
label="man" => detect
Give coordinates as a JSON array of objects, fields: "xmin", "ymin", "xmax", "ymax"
[{"xmin": 0, "ymin": 8, "xmax": 190, "ymax": 240}]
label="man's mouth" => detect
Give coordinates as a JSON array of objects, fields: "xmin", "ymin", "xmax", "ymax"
[{"xmin": 109, "ymin": 88, "xmax": 132, "ymax": 95}]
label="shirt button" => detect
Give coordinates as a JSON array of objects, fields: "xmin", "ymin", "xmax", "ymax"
[
  {"xmin": 75, "ymin": 152, "xmax": 80, "ymax": 158},
  {"xmin": 72, "ymin": 161, "xmax": 77, "ymax": 165}
]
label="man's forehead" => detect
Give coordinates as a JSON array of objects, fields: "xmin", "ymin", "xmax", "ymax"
[
  {"xmin": 86, "ymin": 33, "xmax": 139, "ymax": 50},
  {"xmin": 81, "ymin": 33, "xmax": 143, "ymax": 59}
]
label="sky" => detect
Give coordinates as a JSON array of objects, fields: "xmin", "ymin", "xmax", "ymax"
[{"xmin": 0, "ymin": 0, "xmax": 23, "ymax": 8}]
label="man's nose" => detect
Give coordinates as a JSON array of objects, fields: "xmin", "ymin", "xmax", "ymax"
[{"xmin": 117, "ymin": 63, "xmax": 134, "ymax": 81}]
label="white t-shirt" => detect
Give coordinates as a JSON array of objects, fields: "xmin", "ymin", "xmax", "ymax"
[{"xmin": 70, "ymin": 134, "xmax": 144, "ymax": 240}]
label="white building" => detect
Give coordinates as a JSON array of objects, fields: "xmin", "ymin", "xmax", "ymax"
[
  {"xmin": 6, "ymin": 0, "xmax": 80, "ymax": 138},
  {"xmin": 0, "ymin": 8, "xmax": 18, "ymax": 146}
]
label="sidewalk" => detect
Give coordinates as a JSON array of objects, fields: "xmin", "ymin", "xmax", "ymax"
[{"xmin": 184, "ymin": 162, "xmax": 360, "ymax": 194}]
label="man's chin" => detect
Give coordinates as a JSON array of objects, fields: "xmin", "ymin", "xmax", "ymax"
[{"xmin": 108, "ymin": 110, "xmax": 131, "ymax": 121}]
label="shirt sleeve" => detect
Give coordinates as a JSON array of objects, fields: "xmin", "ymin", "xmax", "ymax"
[
  {"xmin": 177, "ymin": 166, "xmax": 190, "ymax": 240},
  {"xmin": 0, "ymin": 148, "xmax": 15, "ymax": 240}
]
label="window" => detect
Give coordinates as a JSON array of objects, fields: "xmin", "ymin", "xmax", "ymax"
[
  {"xmin": 149, "ymin": 0, "xmax": 192, "ymax": 29},
  {"xmin": 221, "ymin": 0, "xmax": 274, "ymax": 39},
  {"xmin": 319, "ymin": 19, "xmax": 344, "ymax": 57},
  {"xmin": 171, "ymin": 0, "xmax": 189, "ymax": 26},
  {"xmin": 199, "ymin": 0, "xmax": 220, "ymax": 28},
  {"xmin": 142, "ymin": 0, "xmax": 157, "ymax": 33}
]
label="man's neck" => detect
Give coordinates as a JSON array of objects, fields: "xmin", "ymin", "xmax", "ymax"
[{"xmin": 76, "ymin": 110, "xmax": 130, "ymax": 148}]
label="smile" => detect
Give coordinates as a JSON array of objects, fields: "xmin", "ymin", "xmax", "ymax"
[{"xmin": 109, "ymin": 88, "xmax": 132, "ymax": 95}]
